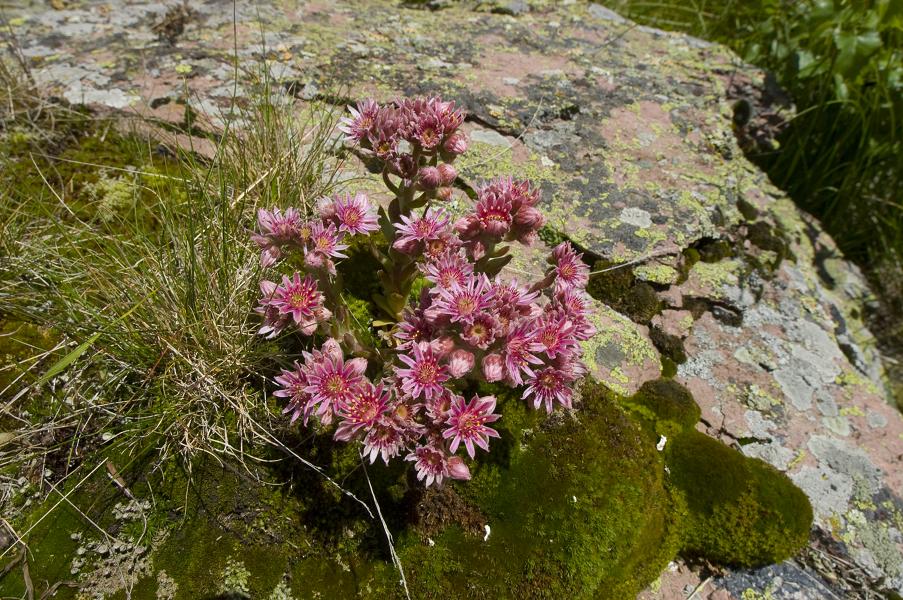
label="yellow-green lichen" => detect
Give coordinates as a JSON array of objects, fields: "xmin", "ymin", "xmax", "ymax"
[{"xmin": 634, "ymin": 264, "xmax": 679, "ymax": 285}]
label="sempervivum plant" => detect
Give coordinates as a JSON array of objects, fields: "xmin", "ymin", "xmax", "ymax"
[{"xmin": 252, "ymin": 96, "xmax": 594, "ymax": 486}]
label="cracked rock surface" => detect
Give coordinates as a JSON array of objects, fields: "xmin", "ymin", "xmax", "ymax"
[{"xmin": 7, "ymin": 1, "xmax": 902, "ymax": 598}]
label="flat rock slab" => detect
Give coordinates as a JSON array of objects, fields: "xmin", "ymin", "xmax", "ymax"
[{"xmin": 7, "ymin": 1, "xmax": 902, "ymax": 598}]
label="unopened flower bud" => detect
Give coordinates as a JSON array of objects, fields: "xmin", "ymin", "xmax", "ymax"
[
  {"xmin": 321, "ymin": 338, "xmax": 343, "ymax": 362},
  {"xmin": 454, "ymin": 214, "xmax": 481, "ymax": 239},
  {"xmin": 437, "ymin": 163, "xmax": 457, "ymax": 185},
  {"xmin": 347, "ymin": 357, "xmax": 368, "ymax": 376},
  {"xmin": 482, "ymin": 353, "xmax": 505, "ymax": 382},
  {"xmin": 448, "ymin": 349, "xmax": 475, "ymax": 377},
  {"xmin": 447, "ymin": 456, "xmax": 471, "ymax": 480},
  {"xmin": 432, "ymin": 336, "xmax": 456, "ymax": 358},
  {"xmin": 444, "ymin": 133, "xmax": 468, "ymax": 155},
  {"xmin": 514, "ymin": 205, "xmax": 544, "ymax": 228},
  {"xmin": 418, "ymin": 166, "xmax": 441, "ymax": 189},
  {"xmin": 392, "ymin": 236, "xmax": 420, "ymax": 255},
  {"xmin": 436, "ymin": 187, "xmax": 454, "ymax": 202},
  {"xmin": 316, "ymin": 196, "xmax": 336, "ymax": 219}
]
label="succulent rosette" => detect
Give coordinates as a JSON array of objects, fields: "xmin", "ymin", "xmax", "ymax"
[{"xmin": 253, "ymin": 96, "xmax": 594, "ymax": 486}]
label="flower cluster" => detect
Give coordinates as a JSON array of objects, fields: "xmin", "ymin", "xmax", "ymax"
[{"xmin": 254, "ymin": 96, "xmax": 595, "ymax": 486}]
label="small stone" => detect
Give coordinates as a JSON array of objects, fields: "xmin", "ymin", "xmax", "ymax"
[
  {"xmin": 588, "ymin": 4, "xmax": 629, "ymax": 24},
  {"xmin": 299, "ymin": 82, "xmax": 318, "ymax": 100},
  {"xmin": 96, "ymin": 544, "xmax": 109, "ymax": 555},
  {"xmin": 491, "ymin": 0, "xmax": 528, "ymax": 16}
]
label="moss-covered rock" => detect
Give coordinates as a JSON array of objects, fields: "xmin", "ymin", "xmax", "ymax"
[
  {"xmin": 626, "ymin": 379, "xmax": 701, "ymax": 433},
  {"xmin": 587, "ymin": 260, "xmax": 663, "ymax": 325},
  {"xmin": 380, "ymin": 384, "xmax": 681, "ymax": 599},
  {"xmin": 667, "ymin": 430, "xmax": 813, "ymax": 566}
]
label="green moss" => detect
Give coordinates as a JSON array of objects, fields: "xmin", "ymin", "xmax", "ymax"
[
  {"xmin": 621, "ymin": 283, "xmax": 662, "ymax": 324},
  {"xmin": 0, "ymin": 319, "xmax": 59, "ymax": 397},
  {"xmin": 538, "ymin": 225, "xmax": 569, "ymax": 248},
  {"xmin": 376, "ymin": 381, "xmax": 681, "ymax": 599},
  {"xmin": 695, "ymin": 239, "xmax": 734, "ymax": 263},
  {"xmin": 649, "ymin": 327, "xmax": 688, "ymax": 365},
  {"xmin": 626, "ymin": 379, "xmax": 701, "ymax": 434},
  {"xmin": 667, "ymin": 430, "xmax": 813, "ymax": 566},
  {"xmin": 587, "ymin": 261, "xmax": 662, "ymax": 324}
]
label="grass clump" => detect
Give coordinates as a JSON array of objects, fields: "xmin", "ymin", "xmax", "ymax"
[{"xmin": 0, "ymin": 65, "xmax": 345, "ymax": 473}]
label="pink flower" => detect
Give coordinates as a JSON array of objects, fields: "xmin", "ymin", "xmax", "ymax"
[
  {"xmin": 332, "ymin": 192, "xmax": 379, "ymax": 235},
  {"xmin": 304, "ymin": 353, "xmax": 368, "ymax": 419},
  {"xmin": 481, "ymin": 353, "xmax": 505, "ymax": 382},
  {"xmin": 423, "ymin": 252, "xmax": 473, "ymax": 291},
  {"xmin": 339, "ymin": 98, "xmax": 380, "ymax": 144},
  {"xmin": 523, "ymin": 366, "xmax": 575, "ymax": 412},
  {"xmin": 490, "ymin": 279, "xmax": 539, "ymax": 319},
  {"xmin": 255, "ymin": 280, "xmax": 292, "ymax": 338},
  {"xmin": 474, "ymin": 187, "xmax": 513, "ymax": 236},
  {"xmin": 447, "ymin": 455, "xmax": 471, "ymax": 481},
  {"xmin": 405, "ymin": 444, "xmax": 450, "ymax": 487},
  {"xmin": 392, "ymin": 208, "xmax": 450, "ymax": 255},
  {"xmin": 252, "ymin": 207, "xmax": 303, "ymax": 267},
  {"xmin": 274, "ymin": 363, "xmax": 313, "ymax": 425},
  {"xmin": 551, "ymin": 242, "xmax": 589, "ymax": 291},
  {"xmin": 268, "ymin": 273, "xmax": 330, "ymax": 335},
  {"xmin": 367, "ymin": 108, "xmax": 402, "ymax": 159},
  {"xmin": 308, "ymin": 221, "xmax": 349, "ymax": 260},
  {"xmin": 502, "ymin": 322, "xmax": 544, "ymax": 386},
  {"xmin": 554, "ymin": 288, "xmax": 597, "ymax": 341},
  {"xmin": 447, "ymin": 349, "xmax": 475, "ymax": 377},
  {"xmin": 423, "ymin": 230, "xmax": 461, "ymax": 260},
  {"xmin": 462, "ymin": 314, "xmax": 497, "ymax": 349},
  {"xmin": 395, "ymin": 307, "xmax": 435, "ymax": 350},
  {"xmin": 432, "ymin": 274, "xmax": 492, "ymax": 324},
  {"xmin": 398, "ymin": 97, "xmax": 465, "ymax": 150},
  {"xmin": 424, "ymin": 389, "xmax": 455, "ymax": 424},
  {"xmin": 495, "ymin": 176, "xmax": 540, "ymax": 212},
  {"xmin": 363, "ymin": 420, "xmax": 405, "ymax": 465},
  {"xmin": 334, "ymin": 383, "xmax": 392, "ymax": 442},
  {"xmin": 396, "ymin": 341, "xmax": 449, "ymax": 400},
  {"xmin": 442, "ymin": 394, "xmax": 500, "ymax": 459},
  {"xmin": 410, "ymin": 112, "xmax": 444, "ymax": 149},
  {"xmin": 256, "ymin": 207, "xmax": 303, "ymax": 240},
  {"xmin": 531, "ymin": 313, "xmax": 579, "ymax": 359}
]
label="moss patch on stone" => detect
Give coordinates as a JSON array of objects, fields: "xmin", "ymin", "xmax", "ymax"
[
  {"xmin": 625, "ymin": 379, "xmax": 701, "ymax": 434},
  {"xmin": 667, "ymin": 430, "xmax": 813, "ymax": 566},
  {"xmin": 380, "ymin": 383, "xmax": 681, "ymax": 599},
  {"xmin": 586, "ymin": 260, "xmax": 663, "ymax": 325}
]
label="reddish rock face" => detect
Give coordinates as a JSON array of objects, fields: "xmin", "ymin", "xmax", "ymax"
[{"xmin": 7, "ymin": 0, "xmax": 901, "ymax": 597}]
